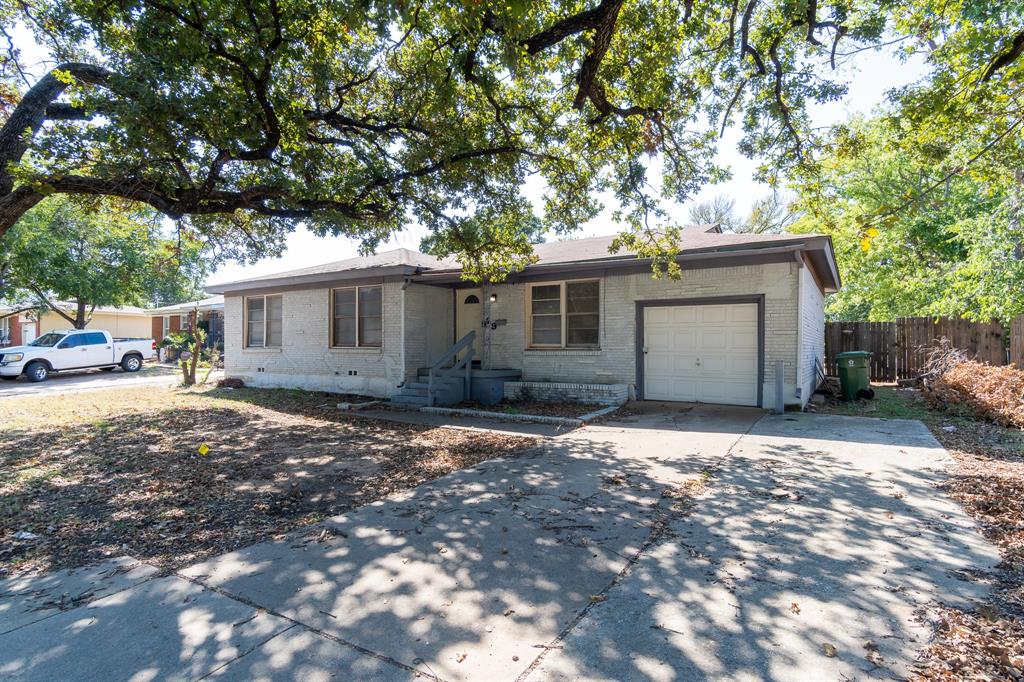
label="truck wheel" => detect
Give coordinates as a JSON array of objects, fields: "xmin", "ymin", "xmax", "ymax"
[
  {"xmin": 121, "ymin": 354, "xmax": 142, "ymax": 372},
  {"xmin": 25, "ymin": 362, "xmax": 49, "ymax": 382}
]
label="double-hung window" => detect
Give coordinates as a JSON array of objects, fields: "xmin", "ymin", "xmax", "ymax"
[
  {"xmin": 161, "ymin": 315, "xmax": 170, "ymax": 338},
  {"xmin": 245, "ymin": 295, "xmax": 283, "ymax": 347},
  {"xmin": 331, "ymin": 286, "xmax": 382, "ymax": 348},
  {"xmin": 0, "ymin": 316, "xmax": 9, "ymax": 345},
  {"xmin": 528, "ymin": 280, "xmax": 600, "ymax": 348}
]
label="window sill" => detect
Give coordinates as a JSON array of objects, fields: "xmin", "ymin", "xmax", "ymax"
[
  {"xmin": 243, "ymin": 347, "xmax": 282, "ymax": 353},
  {"xmin": 525, "ymin": 348, "xmax": 602, "ymax": 355},
  {"xmin": 329, "ymin": 346, "xmax": 383, "ymax": 354}
]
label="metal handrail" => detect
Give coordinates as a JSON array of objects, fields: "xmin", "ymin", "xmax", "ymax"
[{"xmin": 427, "ymin": 330, "xmax": 476, "ymax": 406}]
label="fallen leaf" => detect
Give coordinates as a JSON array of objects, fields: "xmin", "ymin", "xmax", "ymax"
[
  {"xmin": 589, "ymin": 594, "xmax": 607, "ymax": 603},
  {"xmin": 790, "ymin": 602, "xmax": 800, "ymax": 615},
  {"xmin": 456, "ymin": 653, "xmax": 467, "ymax": 663},
  {"xmin": 823, "ymin": 643, "xmax": 837, "ymax": 658}
]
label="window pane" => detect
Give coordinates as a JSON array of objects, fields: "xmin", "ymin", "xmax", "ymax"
[
  {"xmin": 566, "ymin": 281, "xmax": 599, "ymax": 313},
  {"xmin": 359, "ymin": 317, "xmax": 382, "ymax": 346},
  {"xmin": 333, "ymin": 289, "xmax": 356, "ymax": 346},
  {"xmin": 265, "ymin": 296, "xmax": 283, "ymax": 347},
  {"xmin": 532, "ymin": 299, "xmax": 561, "ymax": 315},
  {"xmin": 358, "ymin": 286, "xmax": 382, "ymax": 314},
  {"xmin": 333, "ymin": 289, "xmax": 355, "ymax": 317},
  {"xmin": 567, "ymin": 313, "xmax": 599, "ymax": 347},
  {"xmin": 247, "ymin": 297, "xmax": 265, "ymax": 322},
  {"xmin": 247, "ymin": 321, "xmax": 264, "ymax": 347},
  {"xmin": 531, "ymin": 284, "xmax": 560, "ymax": 302},
  {"xmin": 532, "ymin": 314, "xmax": 561, "ymax": 330},
  {"xmin": 246, "ymin": 297, "xmax": 266, "ymax": 347},
  {"xmin": 358, "ymin": 286, "xmax": 382, "ymax": 347},
  {"xmin": 85, "ymin": 332, "xmax": 106, "ymax": 345},
  {"xmin": 532, "ymin": 328, "xmax": 561, "ymax": 345},
  {"xmin": 333, "ymin": 319, "xmax": 355, "ymax": 347}
]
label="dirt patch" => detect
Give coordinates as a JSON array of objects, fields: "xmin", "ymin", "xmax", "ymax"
[
  {"xmin": 817, "ymin": 385, "xmax": 1024, "ymax": 680},
  {"xmin": 0, "ymin": 386, "xmax": 532, "ymax": 576},
  {"xmin": 455, "ymin": 399, "xmax": 604, "ymax": 418}
]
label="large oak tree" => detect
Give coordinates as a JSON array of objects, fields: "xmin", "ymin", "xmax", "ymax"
[{"xmin": 0, "ymin": 0, "xmax": 1021, "ymax": 272}]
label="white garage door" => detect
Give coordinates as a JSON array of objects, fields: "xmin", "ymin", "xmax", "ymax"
[{"xmin": 643, "ymin": 303, "xmax": 759, "ymax": 406}]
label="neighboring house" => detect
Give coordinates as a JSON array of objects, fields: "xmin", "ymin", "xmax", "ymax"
[
  {"xmin": 148, "ymin": 296, "xmax": 225, "ymax": 348},
  {"xmin": 206, "ymin": 227, "xmax": 840, "ymax": 410},
  {"xmin": 37, "ymin": 303, "xmax": 153, "ymax": 338},
  {"xmin": 0, "ymin": 308, "xmax": 37, "ymax": 346}
]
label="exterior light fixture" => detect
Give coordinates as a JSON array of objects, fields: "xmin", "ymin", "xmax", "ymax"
[{"xmin": 489, "ymin": 293, "xmax": 497, "ymax": 302}]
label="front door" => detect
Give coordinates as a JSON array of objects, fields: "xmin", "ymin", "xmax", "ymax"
[{"xmin": 456, "ymin": 289, "xmax": 482, "ymax": 362}]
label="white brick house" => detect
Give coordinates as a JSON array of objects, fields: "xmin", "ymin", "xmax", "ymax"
[{"xmin": 206, "ymin": 226, "xmax": 840, "ymax": 410}]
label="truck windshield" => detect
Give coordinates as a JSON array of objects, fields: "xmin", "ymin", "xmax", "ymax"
[{"xmin": 29, "ymin": 333, "xmax": 65, "ymax": 347}]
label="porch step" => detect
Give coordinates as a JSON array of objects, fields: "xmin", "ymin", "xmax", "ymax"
[
  {"xmin": 391, "ymin": 394, "xmax": 429, "ymax": 406},
  {"xmin": 393, "ymin": 376, "xmax": 466, "ymax": 407}
]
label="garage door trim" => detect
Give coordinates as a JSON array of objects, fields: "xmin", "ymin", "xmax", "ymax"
[{"xmin": 635, "ymin": 294, "xmax": 765, "ymax": 407}]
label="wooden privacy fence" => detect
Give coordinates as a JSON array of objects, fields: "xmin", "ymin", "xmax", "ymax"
[{"xmin": 825, "ymin": 317, "xmax": 1018, "ymax": 382}]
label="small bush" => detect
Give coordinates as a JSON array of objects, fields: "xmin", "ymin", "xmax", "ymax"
[
  {"xmin": 217, "ymin": 378, "xmax": 246, "ymax": 389},
  {"xmin": 923, "ymin": 360, "xmax": 1024, "ymax": 429}
]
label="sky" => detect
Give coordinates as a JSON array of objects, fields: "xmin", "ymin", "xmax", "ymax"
[{"xmin": 8, "ymin": 21, "xmax": 928, "ymax": 286}]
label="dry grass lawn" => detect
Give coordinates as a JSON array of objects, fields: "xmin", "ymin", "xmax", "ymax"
[{"xmin": 0, "ymin": 385, "xmax": 532, "ymax": 577}]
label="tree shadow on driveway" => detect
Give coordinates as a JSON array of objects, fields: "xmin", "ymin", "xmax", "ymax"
[{"xmin": 0, "ymin": 409, "xmax": 1002, "ymax": 681}]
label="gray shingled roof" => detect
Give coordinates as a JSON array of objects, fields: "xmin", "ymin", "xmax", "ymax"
[
  {"xmin": 207, "ymin": 228, "xmax": 836, "ymax": 294},
  {"xmin": 527, "ymin": 229, "xmax": 813, "ymax": 266},
  {"xmin": 209, "ymin": 248, "xmax": 459, "ymax": 290}
]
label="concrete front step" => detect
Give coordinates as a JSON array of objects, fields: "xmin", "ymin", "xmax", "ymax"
[{"xmin": 391, "ymin": 394, "xmax": 428, "ymax": 406}]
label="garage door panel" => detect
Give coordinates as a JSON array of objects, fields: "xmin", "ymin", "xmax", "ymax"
[
  {"xmin": 670, "ymin": 307, "xmax": 698, "ymax": 324},
  {"xmin": 732, "ymin": 329, "xmax": 758, "ymax": 350},
  {"xmin": 729, "ymin": 305, "xmax": 758, "ymax": 323},
  {"xmin": 699, "ymin": 306, "xmax": 727, "ymax": 323},
  {"xmin": 643, "ymin": 303, "xmax": 759, "ymax": 407}
]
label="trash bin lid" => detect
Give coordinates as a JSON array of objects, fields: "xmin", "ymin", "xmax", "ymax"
[{"xmin": 835, "ymin": 350, "xmax": 872, "ymax": 359}]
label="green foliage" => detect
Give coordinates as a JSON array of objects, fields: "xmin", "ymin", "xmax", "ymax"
[
  {"xmin": 0, "ymin": 196, "xmax": 207, "ymax": 323},
  {"xmin": 791, "ymin": 117, "xmax": 1024, "ymax": 325},
  {"xmin": 0, "ymin": 0, "xmax": 903, "ymax": 280}
]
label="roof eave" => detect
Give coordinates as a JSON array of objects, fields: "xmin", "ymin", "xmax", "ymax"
[{"xmin": 206, "ymin": 264, "xmax": 420, "ymax": 295}]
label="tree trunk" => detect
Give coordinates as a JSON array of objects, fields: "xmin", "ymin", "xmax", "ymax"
[{"xmin": 74, "ymin": 299, "xmax": 88, "ymax": 329}]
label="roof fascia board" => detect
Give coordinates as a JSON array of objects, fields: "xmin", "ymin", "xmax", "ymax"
[{"xmin": 206, "ymin": 265, "xmax": 416, "ymax": 295}]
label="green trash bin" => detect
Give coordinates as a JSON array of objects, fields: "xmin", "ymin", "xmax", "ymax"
[{"xmin": 835, "ymin": 351, "xmax": 872, "ymax": 401}]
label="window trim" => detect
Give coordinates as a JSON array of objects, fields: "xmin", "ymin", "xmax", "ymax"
[
  {"xmin": 330, "ymin": 285, "xmax": 383, "ymax": 349},
  {"xmin": 243, "ymin": 294, "xmax": 283, "ymax": 348},
  {"xmin": 526, "ymin": 279, "xmax": 600, "ymax": 350},
  {"xmin": 0, "ymin": 316, "xmax": 9, "ymax": 344},
  {"xmin": 161, "ymin": 315, "xmax": 170, "ymax": 338}
]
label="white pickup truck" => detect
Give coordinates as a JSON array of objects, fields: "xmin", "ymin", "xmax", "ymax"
[{"xmin": 0, "ymin": 329, "xmax": 156, "ymax": 382}]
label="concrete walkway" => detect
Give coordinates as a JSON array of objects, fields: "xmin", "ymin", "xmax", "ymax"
[{"xmin": 0, "ymin": 406, "xmax": 1000, "ymax": 681}]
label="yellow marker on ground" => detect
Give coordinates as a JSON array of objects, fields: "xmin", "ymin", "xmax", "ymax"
[{"xmin": 198, "ymin": 443, "xmax": 210, "ymax": 456}]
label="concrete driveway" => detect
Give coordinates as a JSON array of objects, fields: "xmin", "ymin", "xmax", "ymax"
[{"xmin": 0, "ymin": 405, "xmax": 999, "ymax": 681}]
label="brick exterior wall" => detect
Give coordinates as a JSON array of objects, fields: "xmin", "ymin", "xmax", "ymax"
[
  {"xmin": 797, "ymin": 263, "xmax": 826, "ymax": 405},
  {"xmin": 222, "ymin": 260, "xmax": 818, "ymax": 409},
  {"xmin": 503, "ymin": 381, "xmax": 629, "ymax": 405},
  {"xmin": 224, "ymin": 282, "xmax": 452, "ymax": 396},
  {"xmin": 482, "ymin": 261, "xmax": 801, "ymax": 409}
]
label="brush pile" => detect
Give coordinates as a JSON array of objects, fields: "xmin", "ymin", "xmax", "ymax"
[{"xmin": 921, "ymin": 339, "xmax": 1024, "ymax": 429}]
